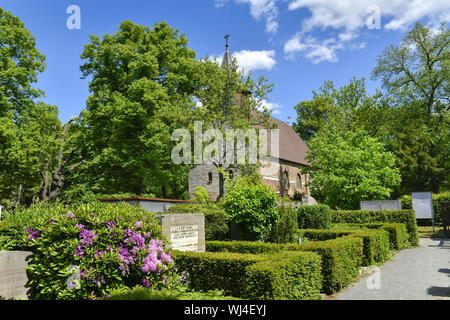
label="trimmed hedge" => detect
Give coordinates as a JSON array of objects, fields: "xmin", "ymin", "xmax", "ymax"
[
  {"xmin": 172, "ymin": 250, "xmax": 322, "ymax": 300},
  {"xmin": 400, "ymin": 193, "xmax": 450, "ymax": 225},
  {"xmin": 166, "ymin": 204, "xmax": 230, "ymax": 241},
  {"xmin": 335, "ymin": 223, "xmax": 408, "ymax": 250},
  {"xmin": 280, "ymin": 237, "xmax": 363, "ymax": 295},
  {"xmin": 244, "ymin": 252, "xmax": 322, "ymax": 300},
  {"xmin": 332, "ymin": 210, "xmax": 419, "ymax": 247},
  {"xmin": 205, "ymin": 236, "xmax": 363, "ymax": 295},
  {"xmin": 298, "ymin": 229, "xmax": 390, "ymax": 267},
  {"xmin": 297, "ymin": 204, "xmax": 333, "ymax": 229},
  {"xmin": 206, "ymin": 241, "xmax": 273, "ymax": 254}
]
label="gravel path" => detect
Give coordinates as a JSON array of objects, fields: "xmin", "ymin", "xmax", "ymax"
[{"xmin": 335, "ymin": 238, "xmax": 450, "ymax": 300}]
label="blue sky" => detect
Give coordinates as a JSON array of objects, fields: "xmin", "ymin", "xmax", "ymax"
[{"xmin": 1, "ymin": 0, "xmax": 449, "ymax": 124}]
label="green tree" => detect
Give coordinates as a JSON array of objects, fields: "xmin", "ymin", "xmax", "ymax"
[
  {"xmin": 372, "ymin": 22, "xmax": 449, "ymax": 193},
  {"xmin": 65, "ymin": 20, "xmax": 275, "ymax": 201},
  {"xmin": 0, "ymin": 8, "xmax": 62, "ymax": 206},
  {"xmin": 303, "ymin": 129, "xmax": 401, "ymax": 209},
  {"xmin": 66, "ymin": 21, "xmax": 200, "ymax": 199},
  {"xmin": 293, "ymin": 77, "xmax": 390, "ymax": 141}
]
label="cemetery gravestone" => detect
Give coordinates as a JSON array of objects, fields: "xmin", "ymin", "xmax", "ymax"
[
  {"xmin": 0, "ymin": 251, "xmax": 31, "ymax": 299},
  {"xmin": 360, "ymin": 200, "xmax": 402, "ymax": 211},
  {"xmin": 154, "ymin": 213, "xmax": 205, "ymax": 252}
]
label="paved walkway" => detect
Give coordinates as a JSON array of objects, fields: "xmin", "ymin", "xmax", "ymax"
[{"xmin": 335, "ymin": 238, "xmax": 450, "ymax": 300}]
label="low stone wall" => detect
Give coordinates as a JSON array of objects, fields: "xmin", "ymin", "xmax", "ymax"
[{"xmin": 0, "ymin": 251, "xmax": 31, "ymax": 300}]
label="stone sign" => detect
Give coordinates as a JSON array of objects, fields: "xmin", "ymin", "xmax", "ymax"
[
  {"xmin": 0, "ymin": 251, "xmax": 31, "ymax": 300},
  {"xmin": 360, "ymin": 200, "xmax": 402, "ymax": 211},
  {"xmin": 154, "ymin": 213, "xmax": 205, "ymax": 252},
  {"xmin": 412, "ymin": 192, "xmax": 434, "ymax": 219}
]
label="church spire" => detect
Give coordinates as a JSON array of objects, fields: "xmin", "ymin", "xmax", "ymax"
[{"xmin": 221, "ymin": 33, "xmax": 232, "ymax": 69}]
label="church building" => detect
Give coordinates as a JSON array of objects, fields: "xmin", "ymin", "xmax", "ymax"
[{"xmin": 189, "ymin": 37, "xmax": 311, "ymax": 202}]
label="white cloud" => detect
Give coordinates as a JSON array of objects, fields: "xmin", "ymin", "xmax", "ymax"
[
  {"xmin": 284, "ymin": 0, "xmax": 450, "ymax": 62},
  {"xmin": 285, "ymin": 33, "xmax": 344, "ymax": 64},
  {"xmin": 258, "ymin": 99, "xmax": 282, "ymax": 114},
  {"xmin": 233, "ymin": 49, "xmax": 277, "ymax": 72},
  {"xmin": 210, "ymin": 49, "xmax": 277, "ymax": 72},
  {"xmin": 215, "ymin": 0, "xmax": 279, "ymax": 33}
]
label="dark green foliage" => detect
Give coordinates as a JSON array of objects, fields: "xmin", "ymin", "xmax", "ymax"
[
  {"xmin": 167, "ymin": 203, "xmax": 230, "ymax": 241},
  {"xmin": 298, "ymin": 229, "xmax": 350, "ymax": 242},
  {"xmin": 332, "ymin": 210, "xmax": 419, "ymax": 246},
  {"xmin": 172, "ymin": 250, "xmax": 322, "ymax": 300},
  {"xmin": 297, "ymin": 204, "xmax": 333, "ymax": 229},
  {"xmin": 271, "ymin": 204, "xmax": 298, "ymax": 243},
  {"xmin": 400, "ymin": 193, "xmax": 450, "ymax": 225},
  {"xmin": 106, "ymin": 286, "xmax": 241, "ymax": 300},
  {"xmin": 206, "ymin": 241, "xmax": 273, "ymax": 254}
]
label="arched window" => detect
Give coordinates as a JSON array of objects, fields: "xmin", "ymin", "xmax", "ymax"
[
  {"xmin": 296, "ymin": 174, "xmax": 302, "ymax": 190},
  {"xmin": 208, "ymin": 172, "xmax": 213, "ymax": 184}
]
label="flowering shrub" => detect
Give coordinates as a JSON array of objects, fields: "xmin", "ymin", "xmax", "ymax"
[{"xmin": 11, "ymin": 202, "xmax": 174, "ymax": 300}]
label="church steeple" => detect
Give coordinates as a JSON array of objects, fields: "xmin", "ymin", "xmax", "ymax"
[{"xmin": 221, "ymin": 33, "xmax": 232, "ymax": 69}]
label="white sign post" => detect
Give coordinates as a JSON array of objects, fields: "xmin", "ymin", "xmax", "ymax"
[{"xmin": 412, "ymin": 192, "xmax": 434, "ymax": 232}]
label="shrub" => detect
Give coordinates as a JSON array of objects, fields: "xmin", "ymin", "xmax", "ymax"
[
  {"xmin": 206, "ymin": 241, "xmax": 274, "ymax": 254},
  {"xmin": 332, "ymin": 210, "xmax": 419, "ymax": 246},
  {"xmin": 299, "ymin": 228, "xmax": 390, "ymax": 266},
  {"xmin": 167, "ymin": 203, "xmax": 229, "ymax": 241},
  {"xmin": 297, "ymin": 204, "xmax": 332, "ymax": 229},
  {"xmin": 400, "ymin": 192, "xmax": 450, "ymax": 225},
  {"xmin": 172, "ymin": 250, "xmax": 322, "ymax": 300},
  {"xmin": 280, "ymin": 237, "xmax": 363, "ymax": 295},
  {"xmin": 222, "ymin": 177, "xmax": 278, "ymax": 241},
  {"xmin": 271, "ymin": 204, "xmax": 298, "ymax": 243},
  {"xmin": 0, "ymin": 202, "xmax": 174, "ymax": 300},
  {"xmin": 205, "ymin": 237, "xmax": 363, "ymax": 295},
  {"xmin": 193, "ymin": 186, "xmax": 209, "ymax": 204},
  {"xmin": 244, "ymin": 252, "xmax": 322, "ymax": 300},
  {"xmin": 349, "ymin": 230, "xmax": 390, "ymax": 266},
  {"xmin": 332, "ymin": 223, "xmax": 408, "ymax": 250},
  {"xmin": 106, "ymin": 286, "xmax": 241, "ymax": 300}
]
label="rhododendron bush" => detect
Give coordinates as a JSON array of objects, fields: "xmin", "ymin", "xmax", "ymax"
[{"xmin": 2, "ymin": 202, "xmax": 174, "ymax": 300}]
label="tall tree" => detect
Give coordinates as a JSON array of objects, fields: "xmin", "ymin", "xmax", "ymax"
[
  {"xmin": 293, "ymin": 77, "xmax": 390, "ymax": 141},
  {"xmin": 372, "ymin": 22, "xmax": 449, "ymax": 193},
  {"xmin": 303, "ymin": 128, "xmax": 401, "ymax": 210},
  {"xmin": 69, "ymin": 21, "xmax": 200, "ymax": 198},
  {"xmin": 0, "ymin": 8, "xmax": 62, "ymax": 206}
]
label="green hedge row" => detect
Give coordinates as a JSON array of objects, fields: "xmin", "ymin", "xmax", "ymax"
[
  {"xmin": 279, "ymin": 237, "xmax": 363, "ymax": 295},
  {"xmin": 400, "ymin": 193, "xmax": 450, "ymax": 225},
  {"xmin": 172, "ymin": 250, "xmax": 322, "ymax": 300},
  {"xmin": 299, "ymin": 229, "xmax": 390, "ymax": 267},
  {"xmin": 332, "ymin": 210, "xmax": 419, "ymax": 247},
  {"xmin": 166, "ymin": 204, "xmax": 230, "ymax": 241},
  {"xmin": 206, "ymin": 236, "xmax": 363, "ymax": 295},
  {"xmin": 334, "ymin": 223, "xmax": 408, "ymax": 250}
]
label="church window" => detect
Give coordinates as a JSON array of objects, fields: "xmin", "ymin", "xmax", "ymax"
[
  {"xmin": 208, "ymin": 172, "xmax": 213, "ymax": 184},
  {"xmin": 296, "ymin": 174, "xmax": 302, "ymax": 190}
]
